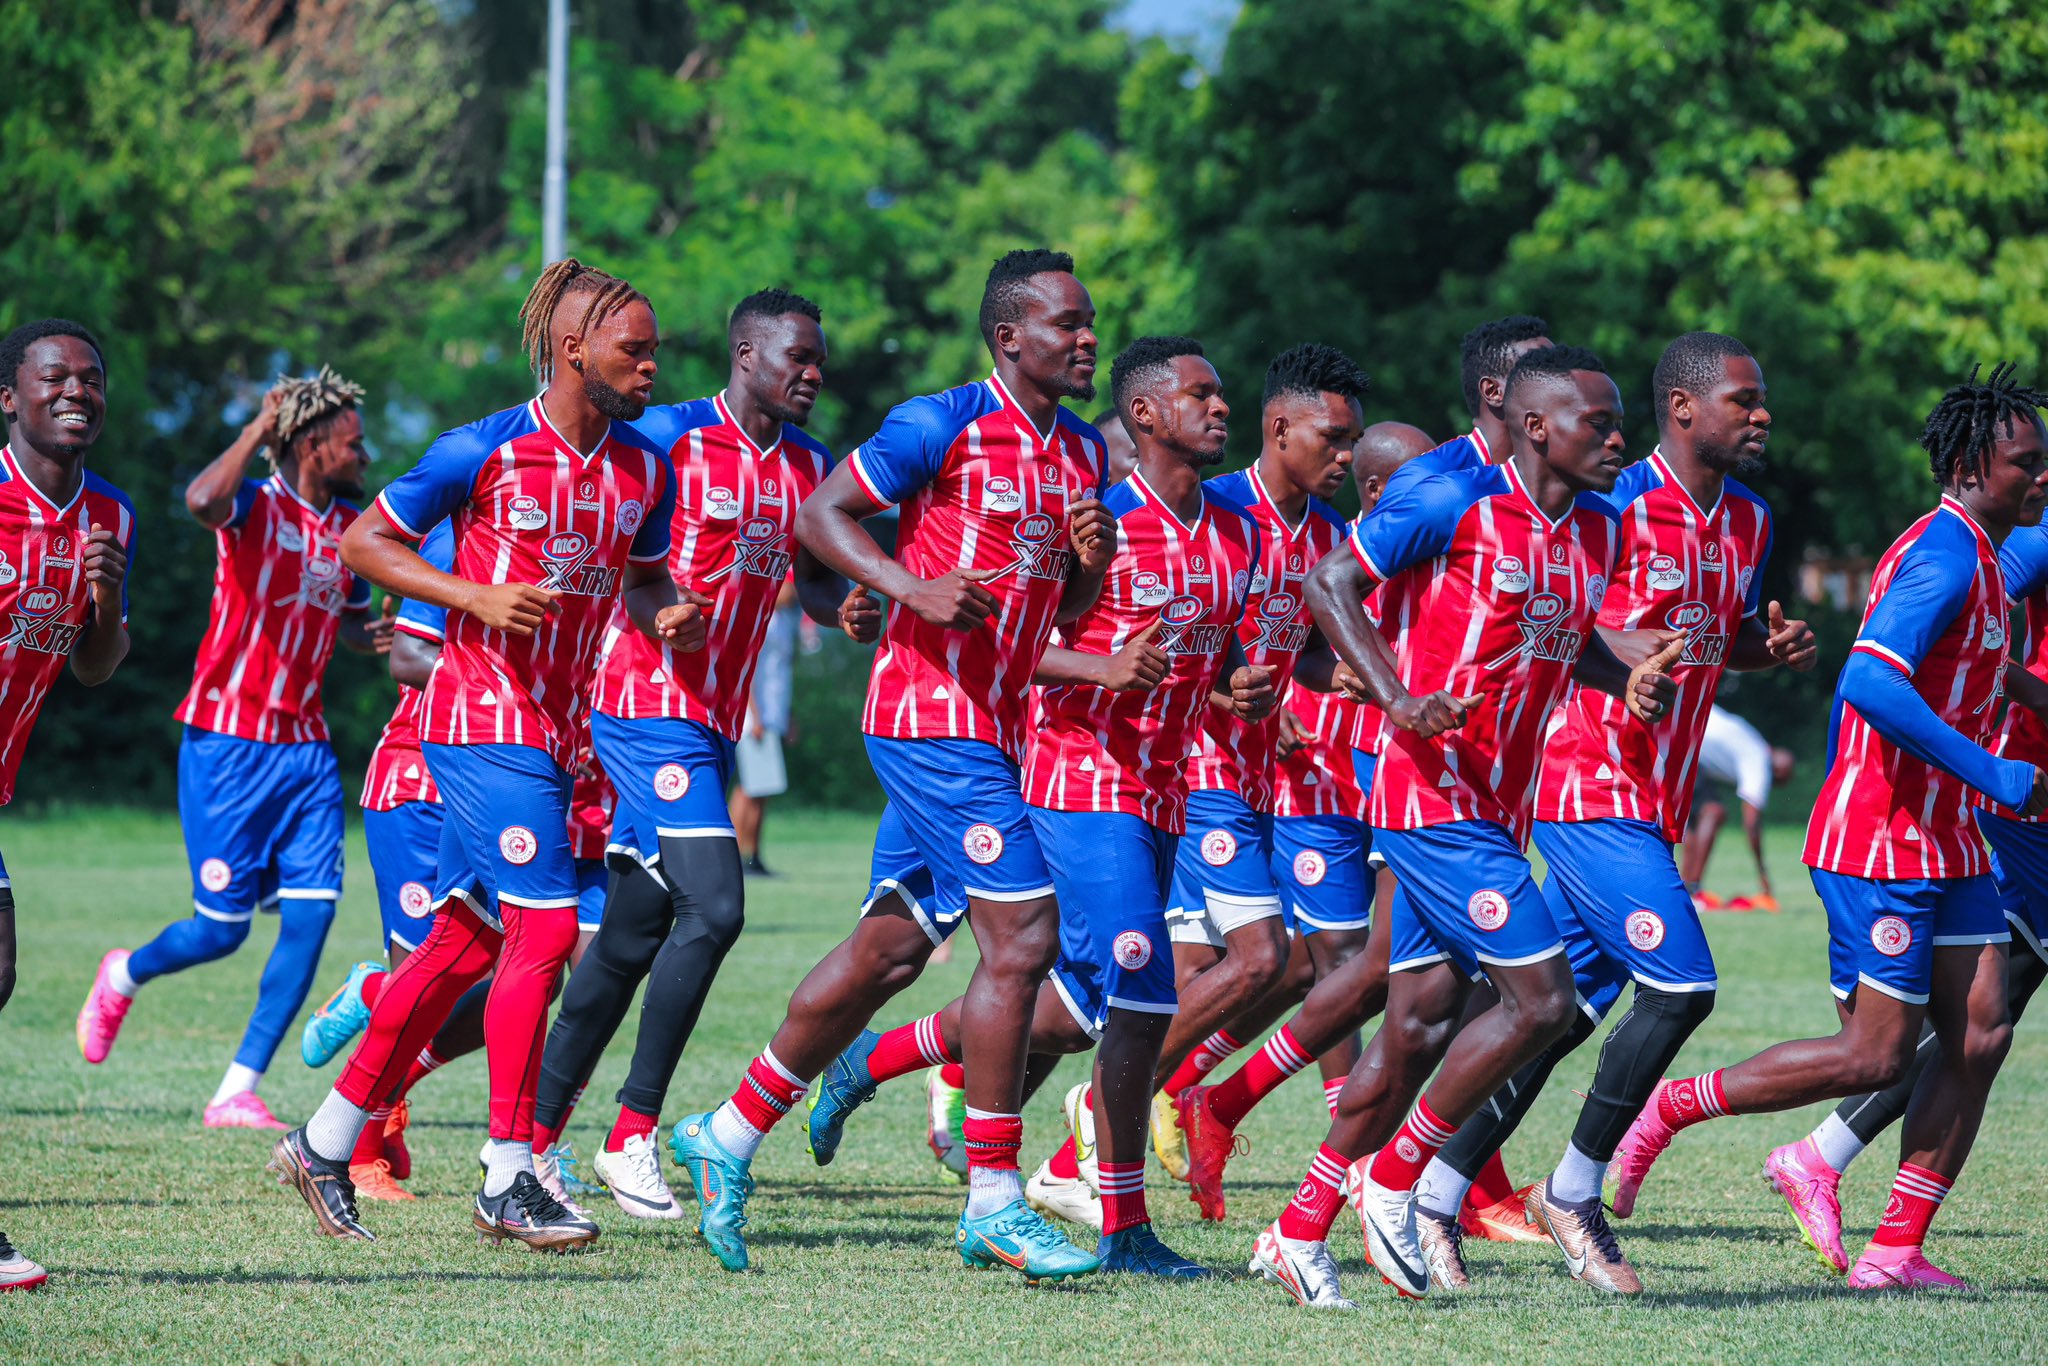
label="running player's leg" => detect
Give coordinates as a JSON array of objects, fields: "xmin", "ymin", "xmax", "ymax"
[
  {"xmin": 532, "ymin": 864, "xmax": 668, "ymax": 1146},
  {"xmin": 0, "ymin": 856, "xmax": 45, "ymax": 1290}
]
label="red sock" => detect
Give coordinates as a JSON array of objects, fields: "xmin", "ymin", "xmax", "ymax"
[
  {"xmin": 1470, "ymin": 1150, "xmax": 1516, "ymax": 1208},
  {"xmin": 728, "ymin": 1049, "xmax": 811, "ymax": 1133},
  {"xmin": 531, "ymin": 1118, "xmax": 563, "ymax": 1153},
  {"xmin": 606, "ymin": 1105, "xmax": 659, "ymax": 1154},
  {"xmin": 1322, "ymin": 1078, "xmax": 1344, "ymax": 1118},
  {"xmin": 401, "ymin": 1047, "xmax": 447, "ymax": 1096},
  {"xmin": 1369, "ymin": 1096, "xmax": 1457, "ymax": 1189},
  {"xmin": 867, "ymin": 1012, "xmax": 956, "ymax": 1083},
  {"xmin": 1277, "ymin": 1143, "xmax": 1350, "ymax": 1242},
  {"xmin": 1162, "ymin": 1029, "xmax": 1245, "ymax": 1097},
  {"xmin": 1098, "ymin": 1159, "xmax": 1148, "ymax": 1234},
  {"xmin": 1872, "ymin": 1162, "xmax": 1951, "ymax": 1248},
  {"xmin": 939, "ymin": 1062, "xmax": 965, "ymax": 1089},
  {"xmin": 349, "ymin": 1107, "xmax": 390, "ymax": 1166},
  {"xmin": 360, "ymin": 970, "xmax": 389, "ymax": 1010},
  {"xmin": 962, "ymin": 1110, "xmax": 1023, "ymax": 1173},
  {"xmin": 1047, "ymin": 1135, "xmax": 1081, "ymax": 1180},
  {"xmin": 1656, "ymin": 1071, "xmax": 1730, "ymax": 1133},
  {"xmin": 1208, "ymin": 1025, "xmax": 1314, "ymax": 1129}
]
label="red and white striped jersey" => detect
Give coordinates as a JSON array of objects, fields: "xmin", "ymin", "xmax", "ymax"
[
  {"xmin": 1270, "ymin": 684, "xmax": 1370, "ymax": 819},
  {"xmin": 0, "ymin": 447, "xmax": 136, "ymax": 807},
  {"xmin": 1805, "ymin": 498, "xmax": 2007, "ymax": 878},
  {"xmin": 1185, "ymin": 467, "xmax": 1348, "ymax": 811},
  {"xmin": 1024, "ymin": 475, "xmax": 1261, "ymax": 833},
  {"xmin": 174, "ymin": 474, "xmax": 370, "ymax": 744},
  {"xmin": 1537, "ymin": 451, "xmax": 1773, "ymax": 841},
  {"xmin": 849, "ymin": 377, "xmax": 1105, "ymax": 763},
  {"xmin": 376, "ymin": 398, "xmax": 675, "ymax": 769},
  {"xmin": 1994, "ymin": 524, "xmax": 2048, "ymax": 819},
  {"xmin": 1350, "ymin": 460, "xmax": 1621, "ymax": 842},
  {"xmin": 360, "ymin": 521, "xmax": 455, "ymax": 812},
  {"xmin": 592, "ymin": 394, "xmax": 832, "ymax": 739}
]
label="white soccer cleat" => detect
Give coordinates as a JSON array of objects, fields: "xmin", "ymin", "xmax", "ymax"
[
  {"xmin": 1250, "ymin": 1221, "xmax": 1356, "ymax": 1309},
  {"xmin": 593, "ymin": 1132, "xmax": 685, "ymax": 1221},
  {"xmin": 534, "ymin": 1144, "xmax": 596, "ymax": 1222},
  {"xmin": 1062, "ymin": 1082, "xmax": 1100, "ymax": 1192},
  {"xmin": 1348, "ymin": 1164, "xmax": 1429, "ymax": 1298},
  {"xmin": 1025, "ymin": 1156, "xmax": 1103, "ymax": 1231}
]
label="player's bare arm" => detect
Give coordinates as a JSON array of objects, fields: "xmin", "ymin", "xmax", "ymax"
[
  {"xmin": 341, "ymin": 504, "xmax": 559, "ymax": 635},
  {"xmin": 185, "ymin": 388, "xmax": 280, "ymax": 528},
  {"xmin": 387, "ymin": 623, "xmax": 439, "ymax": 689},
  {"xmin": 792, "ymin": 545, "xmax": 861, "ymax": 637},
  {"xmin": 1304, "ymin": 541, "xmax": 1469, "ymax": 737},
  {"xmin": 1729, "ymin": 600, "xmax": 1818, "ymax": 671},
  {"xmin": 794, "ymin": 462, "xmax": 995, "ymax": 630},
  {"xmin": 68, "ymin": 520, "xmax": 129, "ymax": 685},
  {"xmin": 1572, "ymin": 628, "xmax": 1679, "ymax": 722},
  {"xmin": 334, "ymin": 597, "xmax": 393, "ymax": 657},
  {"xmin": 622, "ymin": 557, "xmax": 708, "ymax": 652},
  {"xmin": 1034, "ymin": 620, "xmax": 1167, "ymax": 693},
  {"xmin": 1289, "ymin": 628, "xmax": 1341, "ymax": 692},
  {"xmin": 1053, "ymin": 495, "xmax": 1114, "ymax": 623},
  {"xmin": 1211, "ymin": 637, "xmax": 1277, "ymax": 721}
]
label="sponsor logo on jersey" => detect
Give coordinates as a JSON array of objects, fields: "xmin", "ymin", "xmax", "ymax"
[
  {"xmin": 272, "ymin": 553, "xmax": 353, "ymax": 614},
  {"xmin": 1701, "ymin": 540, "xmax": 1723, "ymax": 573},
  {"xmin": 0, "ymin": 550, "xmax": 15, "ymax": 586},
  {"xmin": 1189, "ymin": 552, "xmax": 1212, "ymax": 585},
  {"xmin": 538, "ymin": 531, "xmax": 619, "ymax": 597},
  {"xmin": 1588, "ymin": 574, "xmax": 1608, "ymax": 611},
  {"xmin": 1467, "ymin": 889, "xmax": 1510, "ymax": 932},
  {"xmin": 1491, "ymin": 555, "xmax": 1530, "ymax": 593},
  {"xmin": 276, "ymin": 521, "xmax": 306, "ymax": 553},
  {"xmin": 1251, "ymin": 590, "xmax": 1310, "ymax": 654},
  {"xmin": 1131, "ymin": 570, "xmax": 1171, "ymax": 608},
  {"xmin": 1112, "ymin": 929, "xmax": 1153, "ymax": 969},
  {"xmin": 1200, "ymin": 829, "xmax": 1237, "ymax": 866},
  {"xmin": 3, "ymin": 584, "xmax": 81, "ymax": 654},
  {"xmin": 731, "ymin": 516, "xmax": 793, "ymax": 581},
  {"xmin": 758, "ymin": 476, "xmax": 784, "ymax": 507},
  {"xmin": 982, "ymin": 475, "xmax": 1023, "ymax": 513},
  {"xmin": 1230, "ymin": 569, "xmax": 1250, "ymax": 601},
  {"xmin": 199, "ymin": 857, "xmax": 233, "ymax": 893},
  {"xmin": 653, "ymin": 763, "xmax": 690, "ymax": 801},
  {"xmin": 573, "ymin": 477, "xmax": 602, "ymax": 513},
  {"xmin": 1287, "ymin": 552, "xmax": 1304, "ymax": 576},
  {"xmin": 1159, "ymin": 594, "xmax": 1229, "ymax": 655},
  {"xmin": 43, "ymin": 530, "xmax": 75, "ymax": 571},
  {"xmin": 1984, "ymin": 608, "xmax": 2007, "ymax": 652},
  {"xmin": 1487, "ymin": 591, "xmax": 1584, "ymax": 667},
  {"xmin": 1871, "ymin": 915, "xmax": 1912, "ymax": 957},
  {"xmin": 1293, "ymin": 849, "xmax": 1327, "ymax": 886},
  {"xmin": 1645, "ymin": 554, "xmax": 1685, "ymax": 592},
  {"xmin": 706, "ymin": 486, "xmax": 742, "ymax": 520},
  {"xmin": 963, "ymin": 823, "xmax": 1005, "ymax": 865},
  {"xmin": 1249, "ymin": 563, "xmax": 1270, "ymax": 595},
  {"xmin": 1626, "ymin": 909, "xmax": 1666, "ymax": 950},
  {"xmin": 400, "ymin": 881, "xmax": 433, "ymax": 919},
  {"xmin": 997, "ymin": 511, "xmax": 1071, "ymax": 582},
  {"xmin": 507, "ymin": 495, "xmax": 549, "ymax": 532},
  {"xmin": 1039, "ymin": 461, "xmax": 1065, "ymax": 487},
  {"xmin": 498, "ymin": 825, "xmax": 539, "ymax": 865},
  {"xmin": 1665, "ymin": 599, "xmax": 1728, "ymax": 667},
  {"xmin": 618, "ymin": 499, "xmax": 645, "ymax": 537}
]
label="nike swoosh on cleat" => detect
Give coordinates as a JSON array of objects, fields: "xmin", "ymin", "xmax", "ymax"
[
  {"xmin": 982, "ymin": 1240, "xmax": 1029, "ymax": 1270},
  {"xmin": 612, "ymin": 1185, "xmax": 675, "ymax": 1213},
  {"xmin": 1561, "ymin": 1240, "xmax": 1589, "ymax": 1278}
]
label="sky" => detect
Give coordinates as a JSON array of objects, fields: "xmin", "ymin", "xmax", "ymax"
[{"xmin": 1113, "ymin": 0, "xmax": 1241, "ymax": 54}]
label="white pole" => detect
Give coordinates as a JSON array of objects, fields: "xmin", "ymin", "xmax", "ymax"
[{"xmin": 542, "ymin": 0, "xmax": 568, "ymax": 265}]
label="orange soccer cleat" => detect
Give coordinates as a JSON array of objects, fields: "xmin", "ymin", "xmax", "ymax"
[
  {"xmin": 1462, "ymin": 1182, "xmax": 1552, "ymax": 1244},
  {"xmin": 350, "ymin": 1158, "xmax": 416, "ymax": 1202},
  {"xmin": 382, "ymin": 1100, "xmax": 412, "ymax": 1181}
]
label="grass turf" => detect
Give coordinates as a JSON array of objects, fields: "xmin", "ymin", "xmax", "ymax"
[{"xmin": 3, "ymin": 808, "xmax": 2046, "ymax": 1361}]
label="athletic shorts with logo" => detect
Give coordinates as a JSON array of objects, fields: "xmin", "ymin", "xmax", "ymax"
[
  {"xmin": 422, "ymin": 741, "xmax": 578, "ymax": 930},
  {"xmin": 1532, "ymin": 817, "xmax": 1716, "ymax": 1019},
  {"xmin": 1374, "ymin": 819, "xmax": 1564, "ymax": 979},
  {"xmin": 363, "ymin": 800, "xmax": 443, "ymax": 952},
  {"xmin": 1032, "ymin": 807, "xmax": 1179, "ymax": 1038},
  {"xmin": 1271, "ymin": 813, "xmax": 1369, "ymax": 934},
  {"xmin": 180, "ymin": 726, "xmax": 344, "ymax": 923},
  {"xmin": 1812, "ymin": 866, "xmax": 2007, "ymax": 1006},
  {"xmin": 1166, "ymin": 788, "xmax": 1281, "ymax": 946},
  {"xmin": 1979, "ymin": 811, "xmax": 2048, "ymax": 963},
  {"xmin": 591, "ymin": 712, "xmax": 738, "ymax": 869}
]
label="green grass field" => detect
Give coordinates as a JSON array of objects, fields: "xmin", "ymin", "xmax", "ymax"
[{"xmin": 3, "ymin": 809, "xmax": 2046, "ymax": 1362}]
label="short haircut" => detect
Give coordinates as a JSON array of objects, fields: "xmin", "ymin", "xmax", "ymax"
[
  {"xmin": 729, "ymin": 288, "xmax": 822, "ymax": 340},
  {"xmin": 1653, "ymin": 332, "xmax": 1755, "ymax": 424},
  {"xmin": 1263, "ymin": 343, "xmax": 1370, "ymax": 409},
  {"xmin": 0, "ymin": 318, "xmax": 106, "ymax": 388},
  {"xmin": 1460, "ymin": 314, "xmax": 1550, "ymax": 415},
  {"xmin": 1503, "ymin": 344, "xmax": 1608, "ymax": 408},
  {"xmin": 1110, "ymin": 335, "xmax": 1205, "ymax": 415},
  {"xmin": 978, "ymin": 248, "xmax": 1077, "ymax": 350},
  {"xmin": 1922, "ymin": 363, "xmax": 2048, "ymax": 486}
]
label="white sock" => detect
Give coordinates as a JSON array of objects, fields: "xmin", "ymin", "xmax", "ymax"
[
  {"xmin": 1810, "ymin": 1113, "xmax": 1867, "ymax": 1173},
  {"xmin": 211, "ymin": 1063, "xmax": 263, "ymax": 1107},
  {"xmin": 481, "ymin": 1138, "xmax": 534, "ymax": 1197},
  {"xmin": 967, "ymin": 1163, "xmax": 1025, "ymax": 1218},
  {"xmin": 304, "ymin": 1090, "xmax": 374, "ymax": 1164},
  {"xmin": 1413, "ymin": 1156, "xmax": 1473, "ymax": 1219},
  {"xmin": 707, "ymin": 1101, "xmax": 766, "ymax": 1161},
  {"xmin": 108, "ymin": 954, "xmax": 139, "ymax": 998},
  {"xmin": 1550, "ymin": 1141, "xmax": 1607, "ymax": 1204}
]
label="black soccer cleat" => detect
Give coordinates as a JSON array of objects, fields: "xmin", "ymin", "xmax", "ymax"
[
  {"xmin": 474, "ymin": 1171, "xmax": 600, "ymax": 1253},
  {"xmin": 268, "ymin": 1128, "xmax": 376, "ymax": 1241}
]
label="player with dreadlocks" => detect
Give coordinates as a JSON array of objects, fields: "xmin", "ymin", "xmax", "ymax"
[
  {"xmin": 79, "ymin": 363, "xmax": 389, "ymax": 1130},
  {"xmin": 266, "ymin": 258, "xmax": 703, "ymax": 1250},
  {"xmin": 1610, "ymin": 364, "xmax": 2048, "ymax": 1291}
]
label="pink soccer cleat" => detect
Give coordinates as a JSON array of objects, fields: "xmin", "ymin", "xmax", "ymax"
[
  {"xmin": 203, "ymin": 1092, "xmax": 290, "ymax": 1130},
  {"xmin": 1762, "ymin": 1138, "xmax": 1847, "ymax": 1274},
  {"xmin": 1848, "ymin": 1242, "xmax": 1970, "ymax": 1291},
  {"xmin": 1606, "ymin": 1081, "xmax": 1678, "ymax": 1220},
  {"xmin": 76, "ymin": 950, "xmax": 135, "ymax": 1064}
]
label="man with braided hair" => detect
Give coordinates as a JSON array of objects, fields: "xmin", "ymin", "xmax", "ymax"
[
  {"xmin": 265, "ymin": 258, "xmax": 702, "ymax": 1250},
  {"xmin": 79, "ymin": 363, "xmax": 388, "ymax": 1131},
  {"xmin": 1610, "ymin": 364, "xmax": 2048, "ymax": 1291}
]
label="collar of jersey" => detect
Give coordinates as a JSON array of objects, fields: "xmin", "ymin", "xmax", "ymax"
[
  {"xmin": 1468, "ymin": 426, "xmax": 1492, "ymax": 465},
  {"xmin": 1501, "ymin": 457, "xmax": 1570, "ymax": 529},
  {"xmin": 527, "ymin": 396, "xmax": 611, "ymax": 464},
  {"xmin": 0, "ymin": 444, "xmax": 87, "ymax": 519},
  {"xmin": 1648, "ymin": 446, "xmax": 1724, "ymax": 523},
  {"xmin": 985, "ymin": 373, "xmax": 1062, "ymax": 452},
  {"xmin": 1937, "ymin": 493, "xmax": 1995, "ymax": 551},
  {"xmin": 1249, "ymin": 464, "xmax": 1308, "ymax": 537},
  {"xmin": 268, "ymin": 471, "xmax": 342, "ymax": 522},
  {"xmin": 713, "ymin": 391, "xmax": 785, "ymax": 462},
  {"xmin": 1131, "ymin": 469, "xmax": 1205, "ymax": 536}
]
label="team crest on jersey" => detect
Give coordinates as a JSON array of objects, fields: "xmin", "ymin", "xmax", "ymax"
[
  {"xmin": 1131, "ymin": 571, "xmax": 1171, "ymax": 607},
  {"xmin": 1738, "ymin": 565, "xmax": 1754, "ymax": 600},
  {"xmin": 1701, "ymin": 541, "xmax": 1724, "ymax": 573},
  {"xmin": 574, "ymin": 477, "xmax": 602, "ymax": 513},
  {"xmin": 998, "ymin": 511, "xmax": 1071, "ymax": 582},
  {"xmin": 538, "ymin": 531, "xmax": 619, "ymax": 597},
  {"xmin": 653, "ymin": 763, "xmax": 691, "ymax": 801},
  {"xmin": 45, "ymin": 531, "xmax": 75, "ymax": 570},
  {"xmin": 1158, "ymin": 594, "xmax": 1228, "ymax": 656},
  {"xmin": 1871, "ymin": 915, "xmax": 1912, "ymax": 957},
  {"xmin": 1626, "ymin": 910, "xmax": 1666, "ymax": 951},
  {"xmin": 276, "ymin": 522, "xmax": 306, "ymax": 554},
  {"xmin": 1468, "ymin": 889, "xmax": 1510, "ymax": 932},
  {"xmin": 1251, "ymin": 591, "xmax": 1309, "ymax": 654},
  {"xmin": 706, "ymin": 486, "xmax": 742, "ymax": 520},
  {"xmin": 963, "ymin": 823, "xmax": 1005, "ymax": 866},
  {"xmin": 199, "ymin": 858, "xmax": 233, "ymax": 893},
  {"xmin": 0, "ymin": 550, "xmax": 15, "ymax": 586},
  {"xmin": 1491, "ymin": 556, "xmax": 1530, "ymax": 593},
  {"xmin": 1487, "ymin": 591, "xmax": 1584, "ymax": 668},
  {"xmin": 1646, "ymin": 554, "xmax": 1685, "ymax": 592},
  {"xmin": 3, "ymin": 584, "xmax": 80, "ymax": 655},
  {"xmin": 1984, "ymin": 608, "xmax": 2007, "ymax": 652},
  {"xmin": 981, "ymin": 475, "xmax": 1023, "ymax": 513},
  {"xmin": 1200, "ymin": 829, "xmax": 1237, "ymax": 866},
  {"xmin": 507, "ymin": 495, "xmax": 549, "ymax": 532},
  {"xmin": 618, "ymin": 499, "xmax": 645, "ymax": 537},
  {"xmin": 1588, "ymin": 575, "xmax": 1608, "ymax": 611},
  {"xmin": 399, "ymin": 881, "xmax": 433, "ymax": 919},
  {"xmin": 1231, "ymin": 569, "xmax": 1250, "ymax": 601},
  {"xmin": 1293, "ymin": 850, "xmax": 1328, "ymax": 886},
  {"xmin": 732, "ymin": 517, "xmax": 794, "ymax": 581},
  {"xmin": 498, "ymin": 825, "xmax": 539, "ymax": 865},
  {"xmin": 1665, "ymin": 600, "xmax": 1727, "ymax": 667},
  {"xmin": 1113, "ymin": 930, "xmax": 1153, "ymax": 970}
]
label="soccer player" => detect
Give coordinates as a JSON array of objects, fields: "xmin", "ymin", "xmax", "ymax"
[
  {"xmin": 1402, "ymin": 332, "xmax": 1815, "ymax": 1295},
  {"xmin": 1253, "ymin": 346, "xmax": 1672, "ymax": 1308},
  {"xmin": 0, "ymin": 318, "xmax": 135, "ymax": 1292},
  {"xmin": 522, "ymin": 289, "xmax": 871, "ymax": 1223},
  {"xmin": 1683, "ymin": 704, "xmax": 1797, "ymax": 907},
  {"xmin": 77, "ymin": 366, "xmax": 386, "ymax": 1128},
  {"xmin": 268, "ymin": 258, "xmax": 700, "ymax": 1250},
  {"xmin": 667, "ymin": 249, "xmax": 1114, "ymax": 1279},
  {"xmin": 1611, "ymin": 365, "xmax": 2048, "ymax": 1291},
  {"xmin": 1379, "ymin": 316, "xmax": 1553, "ymax": 499}
]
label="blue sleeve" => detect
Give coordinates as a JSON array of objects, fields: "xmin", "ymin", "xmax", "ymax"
[
  {"xmin": 395, "ymin": 521, "xmax": 455, "ymax": 641},
  {"xmin": 1855, "ymin": 544, "xmax": 1973, "ymax": 676},
  {"xmin": 846, "ymin": 394, "xmax": 965, "ymax": 507},
  {"xmin": 632, "ymin": 450, "xmax": 676, "ymax": 561},
  {"xmin": 376, "ymin": 426, "xmax": 492, "ymax": 539},
  {"xmin": 1746, "ymin": 517, "xmax": 1773, "ymax": 617},
  {"xmin": 1839, "ymin": 653, "xmax": 2033, "ymax": 809},
  {"xmin": 1348, "ymin": 473, "xmax": 1467, "ymax": 583},
  {"xmin": 2001, "ymin": 526, "xmax": 2048, "ymax": 602},
  {"xmin": 220, "ymin": 479, "xmax": 262, "ymax": 532}
]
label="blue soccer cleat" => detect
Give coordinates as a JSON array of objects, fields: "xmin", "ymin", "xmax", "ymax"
[
  {"xmin": 670, "ymin": 1112, "xmax": 755, "ymax": 1271},
  {"xmin": 300, "ymin": 961, "xmax": 382, "ymax": 1068},
  {"xmin": 1098, "ymin": 1222, "xmax": 1212, "ymax": 1278},
  {"xmin": 956, "ymin": 1198, "xmax": 1102, "ymax": 1284},
  {"xmin": 806, "ymin": 1028, "xmax": 881, "ymax": 1166}
]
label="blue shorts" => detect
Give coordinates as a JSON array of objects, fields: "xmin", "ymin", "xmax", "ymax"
[
  {"xmin": 576, "ymin": 857, "xmax": 608, "ymax": 928},
  {"xmin": 362, "ymin": 801, "xmax": 444, "ymax": 952},
  {"xmin": 1272, "ymin": 814, "xmax": 1371, "ymax": 934},
  {"xmin": 1532, "ymin": 818, "xmax": 1717, "ymax": 1018},
  {"xmin": 1975, "ymin": 813, "xmax": 2048, "ymax": 963},
  {"xmin": 422, "ymin": 742, "xmax": 577, "ymax": 930},
  {"xmin": 862, "ymin": 736, "xmax": 1053, "ymax": 904},
  {"xmin": 1374, "ymin": 821, "xmax": 1564, "ymax": 978},
  {"xmin": 179, "ymin": 727, "xmax": 344, "ymax": 922},
  {"xmin": 1351, "ymin": 750, "xmax": 1388, "ymax": 871},
  {"xmin": 1814, "ymin": 867, "xmax": 2008, "ymax": 1006},
  {"xmin": 861, "ymin": 803, "xmax": 972, "ymax": 946},
  {"xmin": 1166, "ymin": 788, "xmax": 1281, "ymax": 946},
  {"xmin": 592, "ymin": 713, "xmax": 739, "ymax": 867},
  {"xmin": 1033, "ymin": 807, "xmax": 1179, "ymax": 1037}
]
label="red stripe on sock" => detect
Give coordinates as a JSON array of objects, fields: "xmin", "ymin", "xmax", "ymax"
[
  {"xmin": 730, "ymin": 1053, "xmax": 810, "ymax": 1133},
  {"xmin": 1099, "ymin": 1160, "xmax": 1149, "ymax": 1235},
  {"xmin": 1277, "ymin": 1144, "xmax": 1350, "ymax": 1242},
  {"xmin": 1208, "ymin": 1025, "xmax": 1313, "ymax": 1129},
  {"xmin": 868, "ymin": 1012, "xmax": 955, "ymax": 1083},
  {"xmin": 1657, "ymin": 1070, "xmax": 1729, "ymax": 1132},
  {"xmin": 1873, "ymin": 1162, "xmax": 1952, "ymax": 1248},
  {"xmin": 1368, "ymin": 1096, "xmax": 1456, "ymax": 1190}
]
